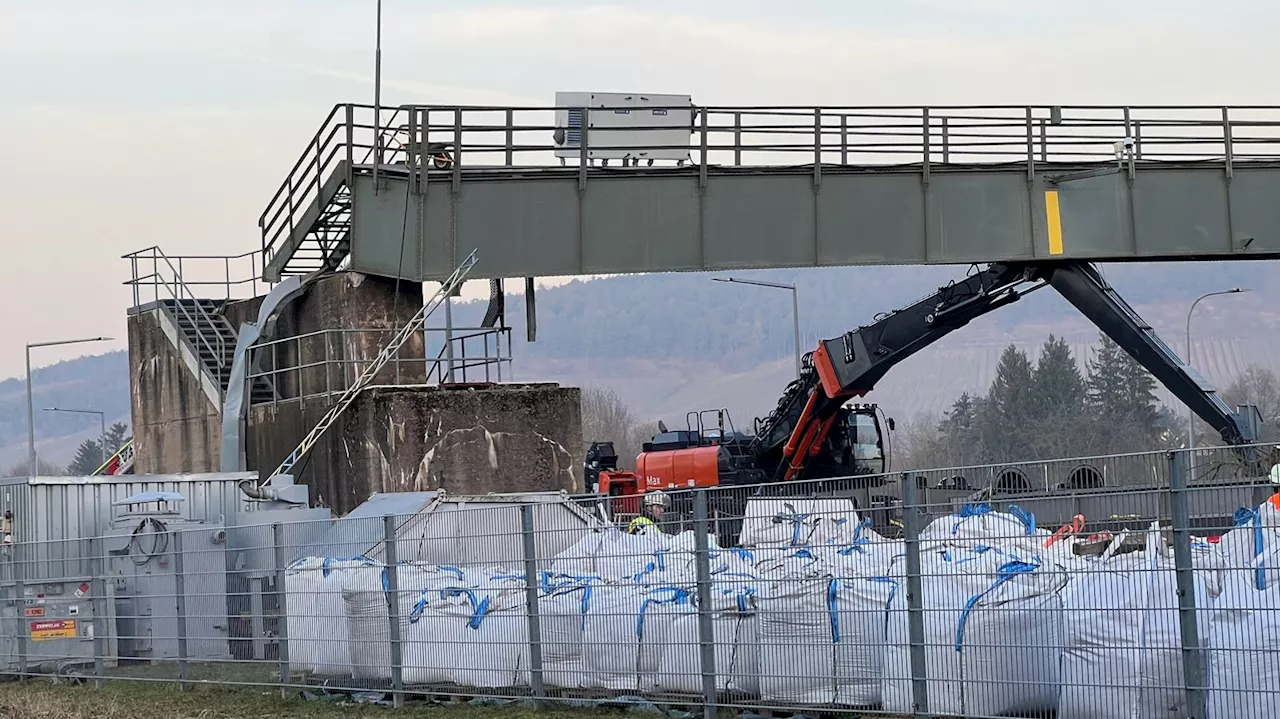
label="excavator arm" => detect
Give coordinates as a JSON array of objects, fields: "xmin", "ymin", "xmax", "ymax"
[{"xmin": 752, "ymin": 260, "xmax": 1260, "ymax": 483}]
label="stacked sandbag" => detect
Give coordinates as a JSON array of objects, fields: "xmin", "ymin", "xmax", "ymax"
[
  {"xmin": 882, "ymin": 540, "xmax": 1067, "ymax": 717},
  {"xmin": 402, "ymin": 570, "xmax": 531, "ymax": 688},
  {"xmin": 755, "ymin": 550, "xmax": 898, "ymax": 706},
  {"xmin": 342, "ymin": 563, "xmax": 468, "ymax": 679},
  {"xmin": 580, "ymin": 585, "xmax": 694, "ymax": 691},
  {"xmin": 654, "ymin": 578, "xmax": 761, "ymax": 695},
  {"xmin": 285, "ymin": 555, "xmax": 377, "ymax": 676},
  {"xmin": 1207, "ymin": 503, "xmax": 1280, "ymax": 719},
  {"xmin": 1059, "ymin": 530, "xmax": 1218, "ymax": 719}
]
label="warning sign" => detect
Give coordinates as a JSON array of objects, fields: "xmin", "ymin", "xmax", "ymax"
[
  {"xmin": 30, "ymin": 619, "xmax": 76, "ymax": 641},
  {"xmin": 23, "ymin": 607, "xmax": 44, "ymax": 618}
]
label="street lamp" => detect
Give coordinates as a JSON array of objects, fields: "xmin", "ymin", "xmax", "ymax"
[
  {"xmin": 1185, "ymin": 289, "xmax": 1248, "ymax": 464},
  {"xmin": 26, "ymin": 336, "xmax": 113, "ymax": 476},
  {"xmin": 42, "ymin": 408, "xmax": 107, "ymax": 470},
  {"xmin": 712, "ymin": 277, "xmax": 802, "ymax": 378}
]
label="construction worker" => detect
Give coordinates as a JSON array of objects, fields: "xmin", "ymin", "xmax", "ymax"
[
  {"xmin": 628, "ymin": 490, "xmax": 671, "ymax": 535},
  {"xmin": 1268, "ymin": 446, "xmax": 1280, "ymax": 510}
]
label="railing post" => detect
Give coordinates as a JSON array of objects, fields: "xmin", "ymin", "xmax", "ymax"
[
  {"xmin": 504, "ymin": 108, "xmax": 515, "ymax": 167},
  {"xmin": 519, "ymin": 504, "xmax": 545, "ymax": 704},
  {"xmin": 272, "ymin": 523, "xmax": 290, "ymax": 699},
  {"xmin": 578, "ymin": 106, "xmax": 590, "ymax": 191},
  {"xmin": 1168, "ymin": 450, "xmax": 1207, "ymax": 719},
  {"xmin": 941, "ymin": 117, "xmax": 950, "ymax": 164},
  {"xmin": 1039, "ymin": 118, "xmax": 1048, "ymax": 162},
  {"xmin": 1025, "ymin": 107, "xmax": 1035, "ymax": 182},
  {"xmin": 345, "ymin": 104, "xmax": 355, "ymax": 187},
  {"xmin": 733, "ymin": 111, "xmax": 742, "ymax": 166},
  {"xmin": 452, "ymin": 108, "xmax": 463, "ymax": 195},
  {"xmin": 13, "ymin": 541, "xmax": 27, "ymax": 680},
  {"xmin": 698, "ymin": 108, "xmax": 709, "ymax": 189},
  {"xmin": 383, "ymin": 514, "xmax": 405, "ymax": 708},
  {"xmin": 813, "ymin": 108, "xmax": 822, "ymax": 188},
  {"xmin": 901, "ymin": 472, "xmax": 930, "ymax": 717},
  {"xmin": 1134, "ymin": 120, "xmax": 1143, "ymax": 160},
  {"xmin": 173, "ymin": 530, "xmax": 190, "ymax": 689},
  {"xmin": 840, "ymin": 113, "xmax": 848, "ymax": 165},
  {"xmin": 691, "ymin": 490, "xmax": 718, "ymax": 719},
  {"xmin": 1222, "ymin": 107, "xmax": 1234, "ymax": 179},
  {"xmin": 921, "ymin": 108, "xmax": 931, "ymax": 184}
]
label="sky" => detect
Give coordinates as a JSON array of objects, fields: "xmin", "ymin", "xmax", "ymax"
[{"xmin": 2, "ymin": 0, "xmax": 1279, "ymax": 378}]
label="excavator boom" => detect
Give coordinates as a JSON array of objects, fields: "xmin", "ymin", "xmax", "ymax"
[{"xmin": 755, "ymin": 260, "xmax": 1259, "ymax": 482}]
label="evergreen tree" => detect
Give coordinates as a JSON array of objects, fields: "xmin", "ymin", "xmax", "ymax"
[
  {"xmin": 936, "ymin": 392, "xmax": 987, "ymax": 465},
  {"xmin": 67, "ymin": 439, "xmax": 105, "ymax": 476},
  {"xmin": 104, "ymin": 422, "xmax": 129, "ymax": 454},
  {"xmin": 982, "ymin": 344, "xmax": 1036, "ymax": 462},
  {"xmin": 1029, "ymin": 335, "xmax": 1085, "ymax": 420},
  {"xmin": 1086, "ymin": 333, "xmax": 1161, "ymax": 448}
]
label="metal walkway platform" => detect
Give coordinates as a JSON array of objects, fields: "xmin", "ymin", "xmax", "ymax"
[{"xmin": 259, "ymin": 104, "xmax": 1280, "ymax": 282}]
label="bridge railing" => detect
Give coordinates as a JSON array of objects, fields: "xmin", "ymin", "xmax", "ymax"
[{"xmin": 260, "ymin": 103, "xmax": 1280, "ymax": 278}]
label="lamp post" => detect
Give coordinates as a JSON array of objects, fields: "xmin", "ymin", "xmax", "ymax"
[
  {"xmin": 712, "ymin": 277, "xmax": 802, "ymax": 378},
  {"xmin": 1185, "ymin": 289, "xmax": 1248, "ymax": 468},
  {"xmin": 42, "ymin": 407, "xmax": 107, "ymax": 470},
  {"xmin": 26, "ymin": 336, "xmax": 113, "ymax": 476}
]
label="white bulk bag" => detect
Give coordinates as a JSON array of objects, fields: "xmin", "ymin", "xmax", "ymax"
[
  {"xmin": 654, "ymin": 583, "xmax": 760, "ymax": 695},
  {"xmin": 920, "ymin": 503, "xmax": 1050, "ymax": 557},
  {"xmin": 548, "ymin": 532, "xmax": 606, "ymax": 577},
  {"xmin": 1059, "ymin": 532, "xmax": 1216, "ymax": 719},
  {"xmin": 580, "ymin": 586, "xmax": 693, "ymax": 691},
  {"xmin": 402, "ymin": 583, "xmax": 530, "ymax": 688},
  {"xmin": 882, "ymin": 549, "xmax": 1066, "ymax": 717},
  {"xmin": 739, "ymin": 499, "xmax": 861, "ymax": 548},
  {"xmin": 343, "ymin": 563, "xmax": 468, "ymax": 679},
  {"xmin": 286, "ymin": 556, "xmax": 377, "ymax": 676},
  {"xmin": 592, "ymin": 528, "xmax": 667, "ymax": 581},
  {"xmin": 538, "ymin": 581, "xmax": 598, "ymax": 689},
  {"xmin": 1207, "ymin": 506, "xmax": 1280, "ymax": 719},
  {"xmin": 756, "ymin": 574, "xmax": 897, "ymax": 706}
]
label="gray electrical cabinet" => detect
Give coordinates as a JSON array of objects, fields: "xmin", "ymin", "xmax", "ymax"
[
  {"xmin": 104, "ymin": 491, "xmax": 230, "ymax": 661},
  {"xmin": 0, "ymin": 576, "xmax": 118, "ymax": 673}
]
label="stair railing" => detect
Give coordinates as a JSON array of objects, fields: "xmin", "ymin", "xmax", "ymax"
[{"xmin": 123, "ymin": 247, "xmax": 261, "ymax": 395}]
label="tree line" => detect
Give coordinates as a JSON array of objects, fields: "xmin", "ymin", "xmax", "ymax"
[
  {"xmin": 3, "ymin": 422, "xmax": 130, "ymax": 477},
  {"xmin": 901, "ymin": 334, "xmax": 1280, "ymax": 468}
]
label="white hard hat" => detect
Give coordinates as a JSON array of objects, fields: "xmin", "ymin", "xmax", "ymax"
[
  {"xmin": 644, "ymin": 490, "xmax": 669, "ymax": 507},
  {"xmin": 1270, "ymin": 463, "xmax": 1280, "ymax": 485}
]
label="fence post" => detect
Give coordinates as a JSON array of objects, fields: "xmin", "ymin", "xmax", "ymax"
[
  {"xmin": 13, "ymin": 542, "xmax": 27, "ymax": 680},
  {"xmin": 173, "ymin": 530, "xmax": 190, "ymax": 689},
  {"xmin": 272, "ymin": 523, "xmax": 291, "ymax": 698},
  {"xmin": 692, "ymin": 490, "xmax": 718, "ymax": 719},
  {"xmin": 1168, "ymin": 450, "xmax": 1207, "ymax": 718},
  {"xmin": 89, "ymin": 537, "xmax": 106, "ymax": 687},
  {"xmin": 901, "ymin": 472, "xmax": 930, "ymax": 717},
  {"xmin": 383, "ymin": 514, "xmax": 405, "ymax": 708},
  {"xmin": 519, "ymin": 504, "xmax": 546, "ymax": 704}
]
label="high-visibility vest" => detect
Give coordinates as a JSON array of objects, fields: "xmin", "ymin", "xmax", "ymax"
[{"xmin": 627, "ymin": 515, "xmax": 656, "ymax": 534}]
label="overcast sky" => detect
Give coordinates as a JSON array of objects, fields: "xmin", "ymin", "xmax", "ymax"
[{"xmin": 2, "ymin": 0, "xmax": 1278, "ymax": 378}]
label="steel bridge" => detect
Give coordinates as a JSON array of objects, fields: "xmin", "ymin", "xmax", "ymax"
[{"xmin": 258, "ymin": 104, "xmax": 1280, "ymax": 283}]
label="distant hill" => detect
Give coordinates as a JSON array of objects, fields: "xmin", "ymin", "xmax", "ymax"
[
  {"xmin": 2, "ymin": 259, "xmax": 1276, "ymax": 469},
  {"xmin": 0, "ymin": 351, "xmax": 131, "ymax": 473}
]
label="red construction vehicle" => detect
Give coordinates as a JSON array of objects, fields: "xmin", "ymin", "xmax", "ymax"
[{"xmin": 588, "ymin": 260, "xmax": 1264, "ymax": 517}]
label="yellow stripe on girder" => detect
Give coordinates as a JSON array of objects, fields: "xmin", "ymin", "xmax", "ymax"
[{"xmin": 1045, "ymin": 190, "xmax": 1064, "ymax": 256}]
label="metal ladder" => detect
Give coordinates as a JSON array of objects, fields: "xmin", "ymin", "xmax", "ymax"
[{"xmin": 264, "ymin": 249, "xmax": 480, "ymax": 483}]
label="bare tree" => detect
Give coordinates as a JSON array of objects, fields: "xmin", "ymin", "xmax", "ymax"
[
  {"xmin": 1222, "ymin": 364, "xmax": 1280, "ymax": 442},
  {"xmin": 580, "ymin": 386, "xmax": 651, "ymax": 468}
]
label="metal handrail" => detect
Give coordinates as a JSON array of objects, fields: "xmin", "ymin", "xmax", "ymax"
[
  {"xmin": 260, "ymin": 103, "xmax": 1280, "ymax": 280},
  {"xmin": 122, "ymin": 246, "xmax": 258, "ymax": 394},
  {"xmin": 245, "ymin": 325, "xmax": 513, "ymax": 406}
]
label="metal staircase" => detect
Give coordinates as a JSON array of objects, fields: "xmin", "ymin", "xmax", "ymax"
[{"xmin": 159, "ymin": 299, "xmax": 276, "ymax": 405}]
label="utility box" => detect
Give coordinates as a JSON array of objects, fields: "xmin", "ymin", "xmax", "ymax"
[
  {"xmin": 0, "ymin": 576, "xmax": 118, "ymax": 673},
  {"xmin": 553, "ymin": 91, "xmax": 695, "ymax": 163},
  {"xmin": 103, "ymin": 491, "xmax": 231, "ymax": 661}
]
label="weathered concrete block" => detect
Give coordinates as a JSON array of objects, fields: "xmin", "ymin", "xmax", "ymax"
[
  {"xmin": 126, "ymin": 311, "xmax": 221, "ymax": 474},
  {"xmin": 247, "ymin": 383, "xmax": 583, "ymax": 514}
]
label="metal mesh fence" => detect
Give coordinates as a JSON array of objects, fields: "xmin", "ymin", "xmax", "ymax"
[{"xmin": 4, "ymin": 444, "xmax": 1280, "ymax": 717}]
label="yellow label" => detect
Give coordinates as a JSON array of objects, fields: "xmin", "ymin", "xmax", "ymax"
[{"xmin": 30, "ymin": 619, "xmax": 76, "ymax": 641}]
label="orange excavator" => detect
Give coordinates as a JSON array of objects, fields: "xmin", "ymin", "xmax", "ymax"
[{"xmin": 588, "ymin": 260, "xmax": 1263, "ymax": 512}]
